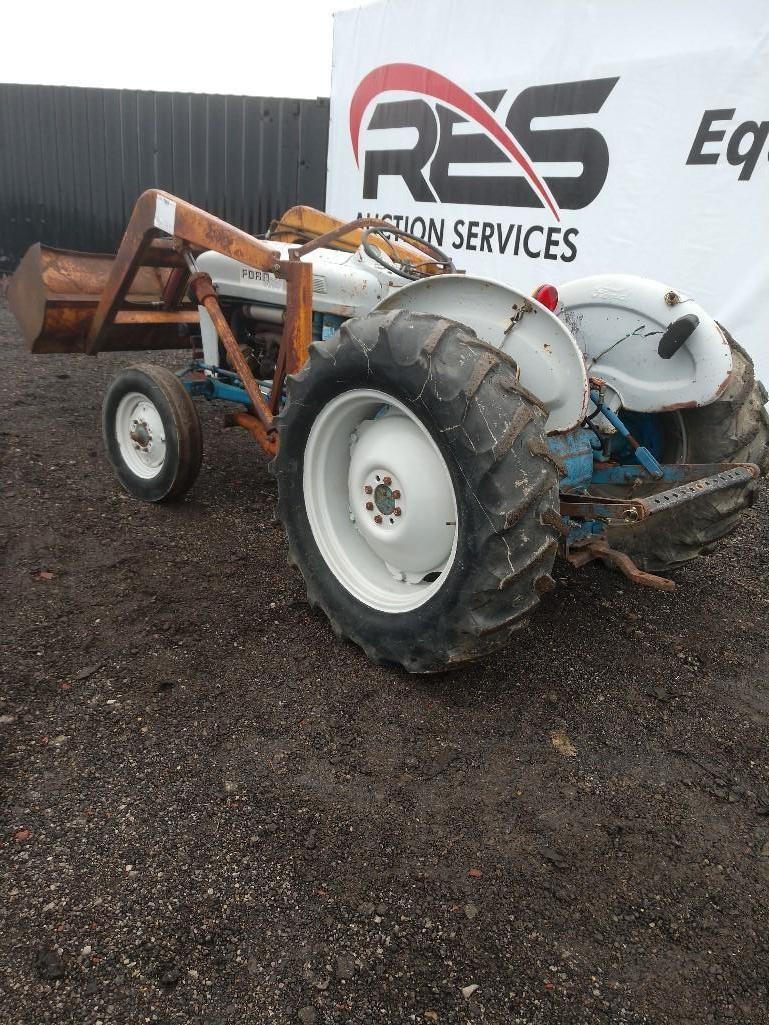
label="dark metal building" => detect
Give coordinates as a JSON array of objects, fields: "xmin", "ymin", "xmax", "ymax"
[{"xmin": 0, "ymin": 83, "xmax": 330, "ymax": 271}]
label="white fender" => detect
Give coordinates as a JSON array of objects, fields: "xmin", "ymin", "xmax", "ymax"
[
  {"xmin": 373, "ymin": 274, "xmax": 589, "ymax": 433},
  {"xmin": 557, "ymin": 274, "xmax": 732, "ymax": 412}
]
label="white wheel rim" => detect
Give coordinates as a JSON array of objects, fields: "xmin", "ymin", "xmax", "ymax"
[
  {"xmin": 303, "ymin": 389, "xmax": 458, "ymax": 614},
  {"xmin": 114, "ymin": 392, "xmax": 167, "ymax": 480}
]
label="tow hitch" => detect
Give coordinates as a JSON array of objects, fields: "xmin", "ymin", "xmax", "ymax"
[{"xmin": 562, "ymin": 461, "xmax": 760, "ymax": 589}]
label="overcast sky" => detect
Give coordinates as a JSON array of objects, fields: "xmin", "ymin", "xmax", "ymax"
[{"xmin": 3, "ymin": 0, "xmax": 375, "ymax": 98}]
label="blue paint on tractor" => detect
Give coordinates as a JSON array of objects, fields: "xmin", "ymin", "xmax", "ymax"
[
  {"xmin": 321, "ymin": 313, "xmax": 346, "ymax": 340},
  {"xmin": 178, "ymin": 355, "xmax": 697, "ymax": 556},
  {"xmin": 608, "ymin": 411, "xmax": 666, "ymax": 464},
  {"xmin": 549, "ymin": 401, "xmax": 683, "ymax": 547},
  {"xmin": 185, "ymin": 377, "xmax": 252, "ymax": 405},
  {"xmin": 313, "ymin": 311, "xmax": 346, "ymax": 342},
  {"xmin": 589, "ymin": 391, "xmax": 663, "ymax": 478},
  {"xmin": 180, "ymin": 361, "xmax": 269, "ymax": 407},
  {"xmin": 547, "ymin": 428, "xmax": 595, "ymax": 494},
  {"xmin": 562, "ymin": 518, "xmax": 605, "ymax": 543}
]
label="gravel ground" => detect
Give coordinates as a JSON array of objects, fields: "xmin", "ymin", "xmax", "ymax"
[{"xmin": 1, "ymin": 296, "xmax": 769, "ymax": 1025}]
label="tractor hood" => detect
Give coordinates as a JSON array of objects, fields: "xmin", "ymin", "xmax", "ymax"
[{"xmin": 196, "ymin": 243, "xmax": 394, "ymax": 319}]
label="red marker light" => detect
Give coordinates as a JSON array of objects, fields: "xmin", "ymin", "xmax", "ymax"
[{"xmin": 533, "ymin": 283, "xmax": 559, "ymax": 311}]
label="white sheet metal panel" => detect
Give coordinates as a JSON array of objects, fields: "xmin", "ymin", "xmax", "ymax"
[
  {"xmin": 558, "ymin": 274, "xmax": 732, "ymax": 412},
  {"xmin": 375, "ymin": 275, "xmax": 589, "ymax": 432}
]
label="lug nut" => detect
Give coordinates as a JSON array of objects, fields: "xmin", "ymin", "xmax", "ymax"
[
  {"xmin": 365, "ymin": 501, "xmax": 374, "ymax": 511},
  {"xmin": 393, "ymin": 507, "xmax": 402, "ymax": 517},
  {"xmin": 364, "ymin": 485, "xmax": 373, "ymax": 495},
  {"xmin": 392, "ymin": 490, "xmax": 401, "ymax": 499},
  {"xmin": 374, "ymin": 514, "xmax": 383, "ymax": 524},
  {"xmin": 383, "ymin": 476, "xmax": 392, "ymax": 486}
]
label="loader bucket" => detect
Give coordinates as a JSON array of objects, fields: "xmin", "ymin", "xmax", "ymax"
[{"xmin": 8, "ymin": 243, "xmax": 193, "ymax": 353}]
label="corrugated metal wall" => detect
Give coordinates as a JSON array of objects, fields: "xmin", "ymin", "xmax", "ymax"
[{"xmin": 0, "ymin": 83, "xmax": 330, "ymax": 271}]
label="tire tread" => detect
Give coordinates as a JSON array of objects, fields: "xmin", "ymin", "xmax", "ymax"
[
  {"xmin": 272, "ymin": 310, "xmax": 560, "ymax": 672},
  {"xmin": 607, "ymin": 331, "xmax": 768, "ymax": 571}
]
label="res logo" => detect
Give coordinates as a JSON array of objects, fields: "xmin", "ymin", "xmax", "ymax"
[{"xmin": 349, "ymin": 63, "xmax": 619, "ymax": 221}]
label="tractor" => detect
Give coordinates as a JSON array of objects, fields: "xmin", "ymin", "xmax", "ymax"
[{"xmin": 8, "ymin": 191, "xmax": 768, "ymax": 671}]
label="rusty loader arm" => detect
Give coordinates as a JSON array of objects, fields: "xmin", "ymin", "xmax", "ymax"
[{"xmin": 8, "ymin": 190, "xmax": 442, "ymax": 457}]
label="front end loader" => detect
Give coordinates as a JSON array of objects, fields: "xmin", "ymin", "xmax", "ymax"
[{"xmin": 7, "ymin": 190, "xmax": 768, "ymax": 671}]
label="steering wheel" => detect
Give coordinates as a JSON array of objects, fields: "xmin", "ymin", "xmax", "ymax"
[{"xmin": 360, "ymin": 226, "xmax": 455, "ymax": 280}]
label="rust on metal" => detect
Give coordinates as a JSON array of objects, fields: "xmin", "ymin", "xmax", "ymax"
[
  {"xmin": 634, "ymin": 462, "xmax": 759, "ymax": 513},
  {"xmin": 7, "ymin": 242, "xmax": 194, "ymax": 353},
  {"xmin": 189, "ymin": 272, "xmax": 274, "ymax": 430},
  {"xmin": 114, "ymin": 310, "xmax": 199, "ymax": 325},
  {"xmin": 223, "ymin": 412, "xmax": 278, "ymax": 457},
  {"xmin": 566, "ymin": 539, "xmax": 676, "ymax": 592},
  {"xmin": 541, "ymin": 507, "xmax": 572, "ymax": 537},
  {"xmin": 658, "ymin": 398, "xmax": 700, "ymax": 411},
  {"xmin": 270, "ymin": 205, "xmax": 446, "ymax": 272},
  {"xmin": 561, "ymin": 498, "xmax": 648, "ymax": 522},
  {"xmin": 162, "ymin": 265, "xmax": 191, "ymax": 308},
  {"xmin": 6, "ymin": 191, "xmax": 449, "ymax": 459},
  {"xmin": 289, "ymin": 217, "xmax": 397, "ymax": 259},
  {"xmin": 276, "ymin": 259, "xmax": 314, "ymax": 376},
  {"xmin": 85, "ymin": 190, "xmax": 280, "ymax": 355}
]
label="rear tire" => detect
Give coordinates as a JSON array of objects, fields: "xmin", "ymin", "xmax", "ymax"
[
  {"xmin": 607, "ymin": 330, "xmax": 769, "ymax": 571},
  {"xmin": 102, "ymin": 363, "xmax": 203, "ymax": 503},
  {"xmin": 272, "ymin": 310, "xmax": 561, "ymax": 673}
]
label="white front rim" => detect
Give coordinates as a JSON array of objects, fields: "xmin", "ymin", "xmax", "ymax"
[
  {"xmin": 303, "ymin": 389, "xmax": 458, "ymax": 614},
  {"xmin": 115, "ymin": 392, "xmax": 167, "ymax": 480}
]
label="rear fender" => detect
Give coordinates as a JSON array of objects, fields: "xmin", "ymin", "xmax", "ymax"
[
  {"xmin": 373, "ymin": 274, "xmax": 589, "ymax": 433},
  {"xmin": 557, "ymin": 274, "xmax": 732, "ymax": 412}
]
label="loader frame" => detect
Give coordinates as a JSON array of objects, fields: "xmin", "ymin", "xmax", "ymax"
[{"xmin": 8, "ymin": 189, "xmax": 444, "ymax": 457}]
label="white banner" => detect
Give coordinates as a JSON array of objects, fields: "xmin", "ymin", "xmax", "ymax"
[{"xmin": 327, "ymin": 0, "xmax": 769, "ymax": 382}]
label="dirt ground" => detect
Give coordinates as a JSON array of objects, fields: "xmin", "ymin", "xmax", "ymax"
[{"xmin": 1, "ymin": 295, "xmax": 768, "ymax": 1025}]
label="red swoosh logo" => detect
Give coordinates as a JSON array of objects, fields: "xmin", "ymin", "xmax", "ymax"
[{"xmin": 349, "ymin": 62, "xmax": 560, "ymax": 222}]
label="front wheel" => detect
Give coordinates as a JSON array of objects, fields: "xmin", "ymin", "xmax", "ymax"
[
  {"xmin": 102, "ymin": 363, "xmax": 203, "ymax": 503},
  {"xmin": 272, "ymin": 310, "xmax": 561, "ymax": 673}
]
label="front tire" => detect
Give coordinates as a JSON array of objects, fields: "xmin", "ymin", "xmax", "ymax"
[
  {"xmin": 272, "ymin": 310, "xmax": 561, "ymax": 673},
  {"xmin": 102, "ymin": 364, "xmax": 203, "ymax": 503}
]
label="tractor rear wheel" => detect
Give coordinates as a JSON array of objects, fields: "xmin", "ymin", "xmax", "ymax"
[
  {"xmin": 102, "ymin": 363, "xmax": 203, "ymax": 503},
  {"xmin": 272, "ymin": 310, "xmax": 561, "ymax": 673},
  {"xmin": 607, "ymin": 330, "xmax": 769, "ymax": 571}
]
